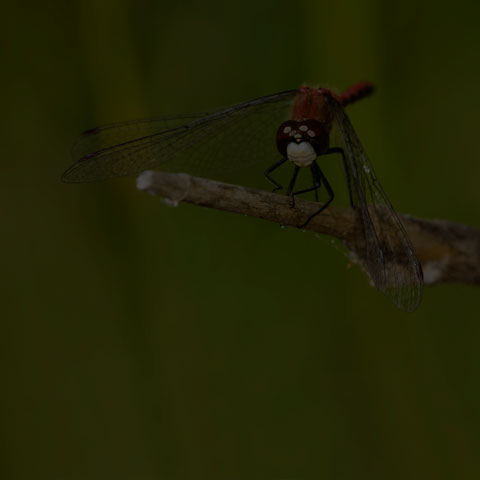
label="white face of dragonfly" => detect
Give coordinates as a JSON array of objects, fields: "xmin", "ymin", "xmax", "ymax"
[{"xmin": 286, "ymin": 141, "xmax": 317, "ymax": 167}]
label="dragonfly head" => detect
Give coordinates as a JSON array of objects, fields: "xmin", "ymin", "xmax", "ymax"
[{"xmin": 276, "ymin": 120, "xmax": 329, "ymax": 167}]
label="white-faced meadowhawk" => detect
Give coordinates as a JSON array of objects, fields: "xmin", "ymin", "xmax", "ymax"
[{"xmin": 63, "ymin": 82, "xmax": 424, "ymax": 312}]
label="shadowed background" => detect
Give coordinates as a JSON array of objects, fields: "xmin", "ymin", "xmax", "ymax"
[{"xmin": 2, "ymin": 0, "xmax": 480, "ymax": 478}]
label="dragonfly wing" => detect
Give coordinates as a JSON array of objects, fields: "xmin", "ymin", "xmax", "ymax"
[
  {"xmin": 63, "ymin": 90, "xmax": 298, "ymax": 182},
  {"xmin": 329, "ymin": 97, "xmax": 423, "ymax": 312},
  {"xmin": 71, "ymin": 114, "xmax": 209, "ymax": 162}
]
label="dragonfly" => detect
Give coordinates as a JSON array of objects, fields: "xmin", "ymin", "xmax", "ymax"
[{"xmin": 63, "ymin": 82, "xmax": 424, "ymax": 312}]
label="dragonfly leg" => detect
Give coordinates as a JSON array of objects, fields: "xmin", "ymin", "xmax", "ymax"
[
  {"xmin": 326, "ymin": 147, "xmax": 353, "ymax": 208},
  {"xmin": 286, "ymin": 166, "xmax": 300, "ymax": 207},
  {"xmin": 298, "ymin": 163, "xmax": 334, "ymax": 228},
  {"xmin": 264, "ymin": 158, "xmax": 287, "ymax": 192},
  {"xmin": 292, "ymin": 164, "xmax": 322, "ymax": 200}
]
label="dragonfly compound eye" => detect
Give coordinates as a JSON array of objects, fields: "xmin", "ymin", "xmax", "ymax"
[{"xmin": 276, "ymin": 119, "xmax": 329, "ymax": 161}]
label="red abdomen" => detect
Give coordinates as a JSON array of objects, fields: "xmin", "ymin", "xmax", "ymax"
[{"xmin": 339, "ymin": 81, "xmax": 375, "ymax": 106}]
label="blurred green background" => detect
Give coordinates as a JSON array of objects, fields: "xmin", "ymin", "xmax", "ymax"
[{"xmin": 2, "ymin": 0, "xmax": 480, "ymax": 478}]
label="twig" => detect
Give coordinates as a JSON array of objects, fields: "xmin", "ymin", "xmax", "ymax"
[{"xmin": 137, "ymin": 170, "xmax": 480, "ymax": 286}]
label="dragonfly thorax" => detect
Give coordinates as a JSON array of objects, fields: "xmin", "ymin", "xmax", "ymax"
[{"xmin": 276, "ymin": 119, "xmax": 329, "ymax": 167}]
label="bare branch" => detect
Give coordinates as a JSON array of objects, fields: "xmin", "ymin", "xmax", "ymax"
[{"xmin": 137, "ymin": 170, "xmax": 480, "ymax": 287}]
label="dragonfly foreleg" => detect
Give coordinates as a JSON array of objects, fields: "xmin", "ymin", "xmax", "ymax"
[
  {"xmin": 286, "ymin": 166, "xmax": 300, "ymax": 207},
  {"xmin": 264, "ymin": 157, "xmax": 287, "ymax": 192},
  {"xmin": 292, "ymin": 163, "xmax": 322, "ymax": 201},
  {"xmin": 298, "ymin": 163, "xmax": 334, "ymax": 228}
]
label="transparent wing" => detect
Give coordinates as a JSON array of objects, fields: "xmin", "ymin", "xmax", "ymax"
[
  {"xmin": 63, "ymin": 90, "xmax": 298, "ymax": 182},
  {"xmin": 329, "ymin": 97, "xmax": 423, "ymax": 312},
  {"xmin": 71, "ymin": 114, "xmax": 209, "ymax": 161}
]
